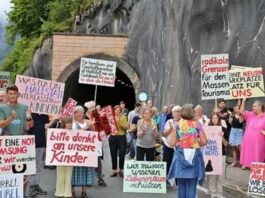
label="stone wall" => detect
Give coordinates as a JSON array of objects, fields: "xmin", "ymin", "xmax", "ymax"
[{"xmin": 52, "ymin": 34, "xmax": 128, "ymax": 80}]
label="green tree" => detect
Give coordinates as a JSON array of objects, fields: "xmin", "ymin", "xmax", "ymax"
[{"xmin": 6, "ymin": 0, "xmax": 50, "ymax": 44}]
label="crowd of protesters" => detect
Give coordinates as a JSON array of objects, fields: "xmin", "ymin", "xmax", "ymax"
[{"xmin": 0, "ymin": 85, "xmax": 265, "ymax": 198}]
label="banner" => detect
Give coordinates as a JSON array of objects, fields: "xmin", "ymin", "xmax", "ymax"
[
  {"xmin": 0, "ymin": 71, "xmax": 10, "ymax": 89},
  {"xmin": 202, "ymin": 126, "xmax": 222, "ymax": 175},
  {"xmin": 201, "ymin": 54, "xmax": 230, "ymax": 100},
  {"xmin": 60, "ymin": 98, "xmax": 77, "ymax": 117},
  {"xmin": 46, "ymin": 129, "xmax": 98, "ymax": 167},
  {"xmin": 229, "ymin": 66, "xmax": 264, "ymax": 99},
  {"xmin": 0, "ymin": 135, "xmax": 36, "ymax": 175},
  {"xmin": 0, "ymin": 174, "xmax": 23, "ymax": 198},
  {"xmin": 123, "ymin": 161, "xmax": 167, "ymax": 193},
  {"xmin": 248, "ymin": 162, "xmax": 265, "ymax": 196},
  {"xmin": 15, "ymin": 75, "xmax": 65, "ymax": 115},
  {"xmin": 79, "ymin": 58, "xmax": 117, "ymax": 87}
]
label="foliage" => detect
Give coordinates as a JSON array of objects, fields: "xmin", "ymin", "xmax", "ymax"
[
  {"xmin": 1, "ymin": 36, "xmax": 44, "ymax": 83},
  {"xmin": 1, "ymin": 0, "xmax": 98, "ymax": 82}
]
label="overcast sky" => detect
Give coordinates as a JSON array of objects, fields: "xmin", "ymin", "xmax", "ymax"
[{"xmin": 0, "ymin": 0, "xmax": 11, "ymax": 24}]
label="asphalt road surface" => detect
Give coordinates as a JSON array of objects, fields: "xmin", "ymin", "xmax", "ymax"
[{"xmin": 33, "ymin": 144, "xmax": 224, "ymax": 198}]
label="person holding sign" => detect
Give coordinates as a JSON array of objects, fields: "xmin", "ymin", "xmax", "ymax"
[
  {"xmin": 136, "ymin": 107, "xmax": 158, "ymax": 161},
  {"xmin": 71, "ymin": 106, "xmax": 94, "ymax": 198},
  {"xmin": 240, "ymin": 98, "xmax": 265, "ymax": 169},
  {"xmin": 0, "ymin": 85, "xmax": 34, "ymax": 135},
  {"xmin": 84, "ymin": 101, "xmax": 107, "ymax": 187},
  {"xmin": 55, "ymin": 117, "xmax": 74, "ymax": 198},
  {"xmin": 163, "ymin": 105, "xmax": 182, "ymax": 187},
  {"xmin": 109, "ymin": 105, "xmax": 128, "ymax": 178},
  {"xmin": 167, "ymin": 104, "xmax": 207, "ymax": 198},
  {"xmin": 207, "ymin": 113, "xmax": 227, "ymax": 198},
  {"xmin": 228, "ymin": 103, "xmax": 244, "ymax": 167}
]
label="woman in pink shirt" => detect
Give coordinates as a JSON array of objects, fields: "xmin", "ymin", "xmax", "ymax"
[{"xmin": 240, "ymin": 98, "xmax": 265, "ymax": 169}]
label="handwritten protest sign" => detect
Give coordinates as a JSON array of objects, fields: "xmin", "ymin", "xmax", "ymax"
[
  {"xmin": 46, "ymin": 129, "xmax": 98, "ymax": 167},
  {"xmin": 100, "ymin": 106, "xmax": 118, "ymax": 135},
  {"xmin": 201, "ymin": 54, "xmax": 230, "ymax": 100},
  {"xmin": 0, "ymin": 135, "xmax": 36, "ymax": 175},
  {"xmin": 0, "ymin": 174, "xmax": 23, "ymax": 198},
  {"xmin": 248, "ymin": 162, "xmax": 265, "ymax": 196},
  {"xmin": 123, "ymin": 161, "xmax": 166, "ymax": 193},
  {"xmin": 60, "ymin": 98, "xmax": 77, "ymax": 117},
  {"xmin": 79, "ymin": 58, "xmax": 117, "ymax": 87},
  {"xmin": 0, "ymin": 71, "xmax": 10, "ymax": 89},
  {"xmin": 229, "ymin": 66, "xmax": 264, "ymax": 99},
  {"xmin": 202, "ymin": 126, "xmax": 222, "ymax": 175},
  {"xmin": 15, "ymin": 75, "xmax": 65, "ymax": 115}
]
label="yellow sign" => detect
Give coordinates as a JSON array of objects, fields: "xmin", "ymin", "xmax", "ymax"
[{"xmin": 229, "ymin": 67, "xmax": 265, "ymax": 99}]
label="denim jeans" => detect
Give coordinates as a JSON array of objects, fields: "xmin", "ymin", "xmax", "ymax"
[{"xmin": 177, "ymin": 178, "xmax": 197, "ymax": 198}]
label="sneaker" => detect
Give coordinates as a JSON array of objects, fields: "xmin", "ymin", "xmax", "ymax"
[
  {"xmin": 98, "ymin": 179, "xmax": 107, "ymax": 187},
  {"xmin": 28, "ymin": 186, "xmax": 36, "ymax": 197},
  {"xmin": 35, "ymin": 185, "xmax": 47, "ymax": 195}
]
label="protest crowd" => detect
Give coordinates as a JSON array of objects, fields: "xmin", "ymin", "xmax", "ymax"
[{"xmin": 0, "ymin": 79, "xmax": 265, "ymax": 198}]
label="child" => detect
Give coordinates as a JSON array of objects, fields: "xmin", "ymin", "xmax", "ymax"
[
  {"xmin": 207, "ymin": 112, "xmax": 227, "ymax": 198},
  {"xmin": 55, "ymin": 116, "xmax": 73, "ymax": 198}
]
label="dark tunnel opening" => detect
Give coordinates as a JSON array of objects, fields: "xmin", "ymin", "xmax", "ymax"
[{"xmin": 63, "ymin": 67, "xmax": 136, "ymax": 110}]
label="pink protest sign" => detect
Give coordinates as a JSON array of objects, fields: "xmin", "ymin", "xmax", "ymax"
[
  {"xmin": 60, "ymin": 98, "xmax": 77, "ymax": 117},
  {"xmin": 15, "ymin": 75, "xmax": 65, "ymax": 115},
  {"xmin": 46, "ymin": 129, "xmax": 98, "ymax": 167},
  {"xmin": 202, "ymin": 126, "xmax": 223, "ymax": 175}
]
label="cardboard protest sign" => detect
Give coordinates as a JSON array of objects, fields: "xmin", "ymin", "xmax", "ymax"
[
  {"xmin": 123, "ymin": 161, "xmax": 167, "ymax": 193},
  {"xmin": 46, "ymin": 129, "xmax": 98, "ymax": 167},
  {"xmin": 0, "ymin": 71, "xmax": 10, "ymax": 89},
  {"xmin": 0, "ymin": 135, "xmax": 36, "ymax": 175},
  {"xmin": 0, "ymin": 174, "xmax": 23, "ymax": 198},
  {"xmin": 15, "ymin": 75, "xmax": 65, "ymax": 115},
  {"xmin": 60, "ymin": 98, "xmax": 77, "ymax": 117},
  {"xmin": 88, "ymin": 106, "xmax": 118, "ymax": 138},
  {"xmin": 100, "ymin": 105, "xmax": 118, "ymax": 135},
  {"xmin": 201, "ymin": 54, "xmax": 230, "ymax": 100},
  {"xmin": 248, "ymin": 162, "xmax": 265, "ymax": 196},
  {"xmin": 229, "ymin": 66, "xmax": 265, "ymax": 99},
  {"xmin": 202, "ymin": 126, "xmax": 222, "ymax": 175},
  {"xmin": 79, "ymin": 58, "xmax": 117, "ymax": 87}
]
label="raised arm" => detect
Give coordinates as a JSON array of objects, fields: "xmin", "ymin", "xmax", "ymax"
[
  {"xmin": 167, "ymin": 123, "xmax": 178, "ymax": 147},
  {"xmin": 240, "ymin": 98, "xmax": 247, "ymax": 115}
]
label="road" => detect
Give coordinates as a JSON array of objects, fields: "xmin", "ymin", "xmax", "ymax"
[{"xmin": 34, "ymin": 144, "xmax": 224, "ymax": 198}]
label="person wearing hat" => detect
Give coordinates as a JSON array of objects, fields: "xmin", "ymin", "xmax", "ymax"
[{"xmin": 85, "ymin": 101, "xmax": 107, "ymax": 187}]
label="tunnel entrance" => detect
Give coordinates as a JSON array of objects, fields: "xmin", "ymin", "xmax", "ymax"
[
  {"xmin": 58, "ymin": 54, "xmax": 141, "ymax": 110},
  {"xmin": 64, "ymin": 68, "xmax": 135, "ymax": 109}
]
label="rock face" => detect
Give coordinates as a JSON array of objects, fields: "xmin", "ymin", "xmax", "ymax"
[
  {"xmin": 25, "ymin": 38, "xmax": 53, "ymax": 80},
  {"xmin": 29, "ymin": 0, "xmax": 265, "ymax": 112}
]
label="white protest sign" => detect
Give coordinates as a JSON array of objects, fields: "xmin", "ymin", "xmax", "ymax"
[
  {"xmin": 248, "ymin": 162, "xmax": 265, "ymax": 196},
  {"xmin": 79, "ymin": 58, "xmax": 117, "ymax": 87},
  {"xmin": 15, "ymin": 75, "xmax": 65, "ymax": 115},
  {"xmin": 0, "ymin": 174, "xmax": 23, "ymax": 198},
  {"xmin": 0, "ymin": 135, "xmax": 36, "ymax": 175},
  {"xmin": 46, "ymin": 129, "xmax": 99, "ymax": 167},
  {"xmin": 123, "ymin": 161, "xmax": 167, "ymax": 193},
  {"xmin": 201, "ymin": 54, "xmax": 230, "ymax": 100}
]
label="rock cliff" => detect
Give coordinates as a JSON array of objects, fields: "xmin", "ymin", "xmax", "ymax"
[{"xmin": 28, "ymin": 0, "xmax": 265, "ymax": 111}]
